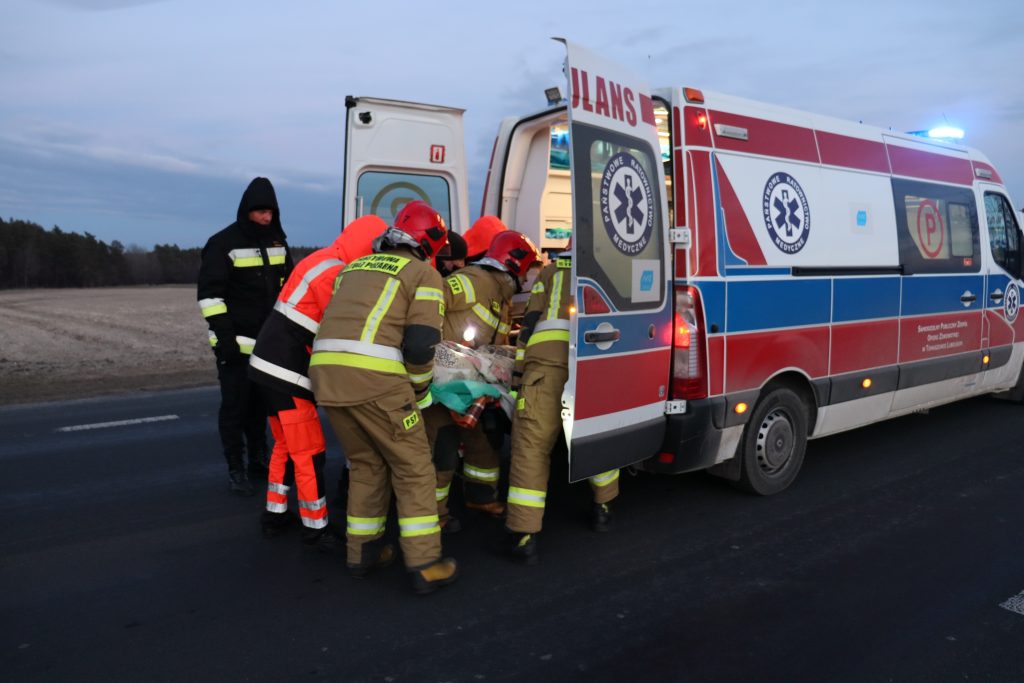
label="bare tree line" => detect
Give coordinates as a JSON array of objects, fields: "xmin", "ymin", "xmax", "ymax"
[{"xmin": 0, "ymin": 218, "xmax": 313, "ymax": 289}]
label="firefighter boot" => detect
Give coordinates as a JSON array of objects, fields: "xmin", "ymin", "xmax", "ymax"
[
  {"xmin": 410, "ymin": 558, "xmax": 460, "ymax": 595},
  {"xmin": 591, "ymin": 502, "xmax": 613, "ymax": 532},
  {"xmin": 228, "ymin": 470, "xmax": 254, "ymax": 497},
  {"xmin": 506, "ymin": 532, "xmax": 539, "ymax": 565},
  {"xmin": 441, "ymin": 515, "xmax": 462, "ymax": 535},
  {"xmin": 261, "ymin": 510, "xmax": 297, "ymax": 537},
  {"xmin": 347, "ymin": 539, "xmax": 396, "ymax": 578}
]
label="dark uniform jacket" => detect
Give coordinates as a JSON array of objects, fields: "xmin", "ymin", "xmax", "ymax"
[{"xmin": 197, "ymin": 177, "xmax": 293, "ymax": 358}]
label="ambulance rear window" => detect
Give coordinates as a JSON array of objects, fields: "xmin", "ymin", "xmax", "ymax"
[
  {"xmin": 892, "ymin": 179, "xmax": 980, "ymax": 274},
  {"xmin": 356, "ymin": 171, "xmax": 452, "ymax": 230}
]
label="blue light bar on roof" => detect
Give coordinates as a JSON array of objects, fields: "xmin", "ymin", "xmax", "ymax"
[{"xmin": 927, "ymin": 126, "xmax": 965, "ymax": 140}]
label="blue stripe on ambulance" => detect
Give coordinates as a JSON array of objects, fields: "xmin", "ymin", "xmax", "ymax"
[
  {"xmin": 900, "ymin": 274, "xmax": 984, "ymax": 315},
  {"xmin": 727, "ymin": 279, "xmax": 832, "ymax": 333},
  {"xmin": 833, "ymin": 277, "xmax": 901, "ymax": 322},
  {"xmin": 574, "ymin": 309, "xmax": 669, "ymax": 357},
  {"xmin": 986, "ymin": 273, "xmax": 1012, "ymax": 310}
]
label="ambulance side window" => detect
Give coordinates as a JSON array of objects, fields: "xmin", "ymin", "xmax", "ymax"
[
  {"xmin": 356, "ymin": 171, "xmax": 452, "ymax": 229},
  {"xmin": 892, "ymin": 179, "xmax": 980, "ymax": 274},
  {"xmin": 984, "ymin": 192, "xmax": 1022, "ymax": 279},
  {"xmin": 571, "ymin": 122, "xmax": 665, "ymax": 311}
]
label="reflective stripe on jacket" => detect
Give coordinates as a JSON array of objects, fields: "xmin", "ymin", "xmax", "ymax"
[{"xmin": 309, "ymin": 247, "xmax": 443, "ymax": 408}]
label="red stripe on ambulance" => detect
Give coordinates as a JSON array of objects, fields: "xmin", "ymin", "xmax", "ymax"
[
  {"xmin": 830, "ymin": 320, "xmax": 900, "ymax": 374},
  {"xmin": 690, "ymin": 151, "xmax": 718, "ymax": 277},
  {"xmin": 709, "ymin": 111, "xmax": 819, "ymax": 163},
  {"xmin": 725, "ymin": 327, "xmax": 830, "ymax": 393},
  {"xmin": 575, "ymin": 350, "xmax": 672, "ymax": 419},
  {"xmin": 817, "ymin": 132, "xmax": 890, "ymax": 173},
  {"xmin": 887, "ymin": 145, "xmax": 974, "ymax": 185},
  {"xmin": 716, "ymin": 164, "xmax": 767, "ymax": 265}
]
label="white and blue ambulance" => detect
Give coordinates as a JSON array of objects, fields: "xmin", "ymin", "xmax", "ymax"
[{"xmin": 341, "ymin": 40, "xmax": 1023, "ymax": 495}]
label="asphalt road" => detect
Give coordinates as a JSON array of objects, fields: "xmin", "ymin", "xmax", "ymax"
[{"xmin": 2, "ymin": 387, "xmax": 1023, "ymax": 682}]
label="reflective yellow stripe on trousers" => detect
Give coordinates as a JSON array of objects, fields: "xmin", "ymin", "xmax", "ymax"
[
  {"xmin": 399, "ymin": 515, "xmax": 440, "ymax": 537},
  {"xmin": 347, "ymin": 515, "xmax": 386, "ymax": 536},
  {"xmin": 508, "ymin": 486, "xmax": 546, "ymax": 509}
]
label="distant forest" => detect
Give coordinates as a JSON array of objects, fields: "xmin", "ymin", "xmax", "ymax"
[{"xmin": 0, "ymin": 218, "xmax": 314, "ymax": 289}]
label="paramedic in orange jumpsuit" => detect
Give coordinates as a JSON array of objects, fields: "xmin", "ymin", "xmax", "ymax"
[{"xmin": 249, "ymin": 215, "xmax": 386, "ymax": 549}]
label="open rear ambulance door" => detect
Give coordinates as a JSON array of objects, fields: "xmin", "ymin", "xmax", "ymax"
[
  {"xmin": 559, "ymin": 40, "xmax": 673, "ymax": 482},
  {"xmin": 342, "ymin": 96, "xmax": 469, "ymax": 233}
]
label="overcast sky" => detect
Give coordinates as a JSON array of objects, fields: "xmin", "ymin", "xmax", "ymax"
[{"xmin": 2, "ymin": 0, "xmax": 1022, "ymax": 248}]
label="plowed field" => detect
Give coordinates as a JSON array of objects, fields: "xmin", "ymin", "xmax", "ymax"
[{"xmin": 0, "ymin": 286, "xmax": 214, "ymax": 405}]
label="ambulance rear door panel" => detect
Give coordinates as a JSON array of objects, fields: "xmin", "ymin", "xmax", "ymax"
[
  {"xmin": 886, "ymin": 136, "xmax": 985, "ymax": 411},
  {"xmin": 977, "ymin": 180, "xmax": 1024, "ymax": 391},
  {"xmin": 560, "ymin": 40, "xmax": 672, "ymax": 482},
  {"xmin": 343, "ymin": 96, "xmax": 469, "ymax": 233}
]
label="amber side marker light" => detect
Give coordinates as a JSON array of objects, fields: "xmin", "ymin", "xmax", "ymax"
[
  {"xmin": 734, "ymin": 402, "xmax": 748, "ymax": 415},
  {"xmin": 684, "ymin": 87, "xmax": 705, "ymax": 103},
  {"xmin": 983, "ymin": 355, "xmax": 990, "ymax": 364},
  {"xmin": 862, "ymin": 378, "xmax": 872, "ymax": 389}
]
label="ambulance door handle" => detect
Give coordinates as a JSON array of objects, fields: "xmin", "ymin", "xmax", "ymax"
[
  {"xmin": 584, "ymin": 329, "xmax": 621, "ymax": 344},
  {"xmin": 960, "ymin": 292, "xmax": 976, "ymax": 304},
  {"xmin": 990, "ymin": 289, "xmax": 1004, "ymax": 302}
]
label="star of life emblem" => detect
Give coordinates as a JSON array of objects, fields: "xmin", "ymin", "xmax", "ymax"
[
  {"xmin": 763, "ymin": 172, "xmax": 810, "ymax": 254},
  {"xmin": 600, "ymin": 152, "xmax": 654, "ymax": 256}
]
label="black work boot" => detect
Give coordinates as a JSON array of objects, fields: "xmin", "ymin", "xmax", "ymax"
[
  {"xmin": 440, "ymin": 514, "xmax": 462, "ymax": 535},
  {"xmin": 506, "ymin": 532, "xmax": 539, "ymax": 565},
  {"xmin": 347, "ymin": 540, "xmax": 396, "ymax": 578},
  {"xmin": 591, "ymin": 502, "xmax": 613, "ymax": 532},
  {"xmin": 261, "ymin": 510, "xmax": 297, "ymax": 537},
  {"xmin": 410, "ymin": 558, "xmax": 459, "ymax": 595},
  {"xmin": 304, "ymin": 526, "xmax": 344, "ymax": 555},
  {"xmin": 228, "ymin": 470, "xmax": 254, "ymax": 497}
]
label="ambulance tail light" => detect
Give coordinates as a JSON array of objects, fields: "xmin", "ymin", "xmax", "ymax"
[{"xmin": 672, "ymin": 286, "xmax": 707, "ymax": 400}]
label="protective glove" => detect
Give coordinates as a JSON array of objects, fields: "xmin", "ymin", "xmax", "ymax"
[{"xmin": 216, "ymin": 337, "xmax": 242, "ymax": 366}]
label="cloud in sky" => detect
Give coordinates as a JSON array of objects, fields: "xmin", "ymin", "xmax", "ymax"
[{"xmin": 2, "ymin": 0, "xmax": 1023, "ymax": 248}]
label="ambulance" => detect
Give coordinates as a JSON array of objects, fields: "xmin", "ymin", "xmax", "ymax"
[{"xmin": 341, "ymin": 40, "xmax": 1024, "ymax": 495}]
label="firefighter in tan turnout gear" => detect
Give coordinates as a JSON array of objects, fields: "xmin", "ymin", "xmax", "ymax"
[
  {"xmin": 424, "ymin": 228, "xmax": 539, "ymax": 531},
  {"xmin": 504, "ymin": 248, "xmax": 620, "ymax": 563},
  {"xmin": 308, "ymin": 201, "xmax": 457, "ymax": 594}
]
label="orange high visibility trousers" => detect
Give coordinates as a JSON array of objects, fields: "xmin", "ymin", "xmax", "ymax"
[{"xmin": 265, "ymin": 394, "xmax": 329, "ymax": 530}]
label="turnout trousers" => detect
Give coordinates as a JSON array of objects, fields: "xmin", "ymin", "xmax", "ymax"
[
  {"xmin": 262, "ymin": 389, "xmax": 328, "ymax": 531},
  {"xmin": 216, "ymin": 357, "xmax": 268, "ymax": 472},
  {"xmin": 324, "ymin": 390, "xmax": 441, "ymax": 569},
  {"xmin": 424, "ymin": 403, "xmax": 502, "ymax": 523},
  {"xmin": 506, "ymin": 364, "xmax": 620, "ymax": 534}
]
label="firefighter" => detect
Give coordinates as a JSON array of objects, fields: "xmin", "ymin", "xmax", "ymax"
[
  {"xmin": 198, "ymin": 177, "xmax": 293, "ymax": 496},
  {"xmin": 462, "ymin": 214, "xmax": 508, "ymax": 262},
  {"xmin": 425, "ymin": 228, "xmax": 539, "ymax": 531},
  {"xmin": 504, "ymin": 246, "xmax": 620, "ymax": 563},
  {"xmin": 309, "ymin": 200, "xmax": 458, "ymax": 594},
  {"xmin": 249, "ymin": 215, "xmax": 386, "ymax": 549},
  {"xmin": 435, "ymin": 231, "xmax": 467, "ymax": 278}
]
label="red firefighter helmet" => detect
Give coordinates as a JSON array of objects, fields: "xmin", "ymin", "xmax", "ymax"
[
  {"xmin": 392, "ymin": 200, "xmax": 448, "ymax": 257},
  {"xmin": 478, "ymin": 230, "xmax": 540, "ymax": 287}
]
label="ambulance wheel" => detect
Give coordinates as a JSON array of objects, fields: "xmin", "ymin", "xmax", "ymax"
[{"xmin": 734, "ymin": 387, "xmax": 808, "ymax": 496}]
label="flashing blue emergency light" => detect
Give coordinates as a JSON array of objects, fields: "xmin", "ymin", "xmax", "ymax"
[{"xmin": 927, "ymin": 126, "xmax": 965, "ymax": 140}]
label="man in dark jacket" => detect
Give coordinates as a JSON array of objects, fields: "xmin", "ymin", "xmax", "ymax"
[{"xmin": 198, "ymin": 177, "xmax": 293, "ymax": 495}]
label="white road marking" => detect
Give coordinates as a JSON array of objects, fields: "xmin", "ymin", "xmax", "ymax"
[
  {"xmin": 999, "ymin": 590, "xmax": 1024, "ymax": 616},
  {"xmin": 56, "ymin": 414, "xmax": 180, "ymax": 432}
]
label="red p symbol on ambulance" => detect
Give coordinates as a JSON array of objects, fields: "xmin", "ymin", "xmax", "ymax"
[{"xmin": 430, "ymin": 145, "xmax": 445, "ymax": 164}]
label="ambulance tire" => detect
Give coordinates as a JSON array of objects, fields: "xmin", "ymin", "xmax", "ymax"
[{"xmin": 734, "ymin": 387, "xmax": 808, "ymax": 496}]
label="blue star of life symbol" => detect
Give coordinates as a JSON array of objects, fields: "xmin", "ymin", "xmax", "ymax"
[
  {"xmin": 614, "ymin": 175, "xmax": 645, "ymax": 235},
  {"xmin": 1005, "ymin": 282, "xmax": 1020, "ymax": 323},
  {"xmin": 773, "ymin": 189, "xmax": 802, "ymax": 237},
  {"xmin": 762, "ymin": 172, "xmax": 811, "ymax": 255}
]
